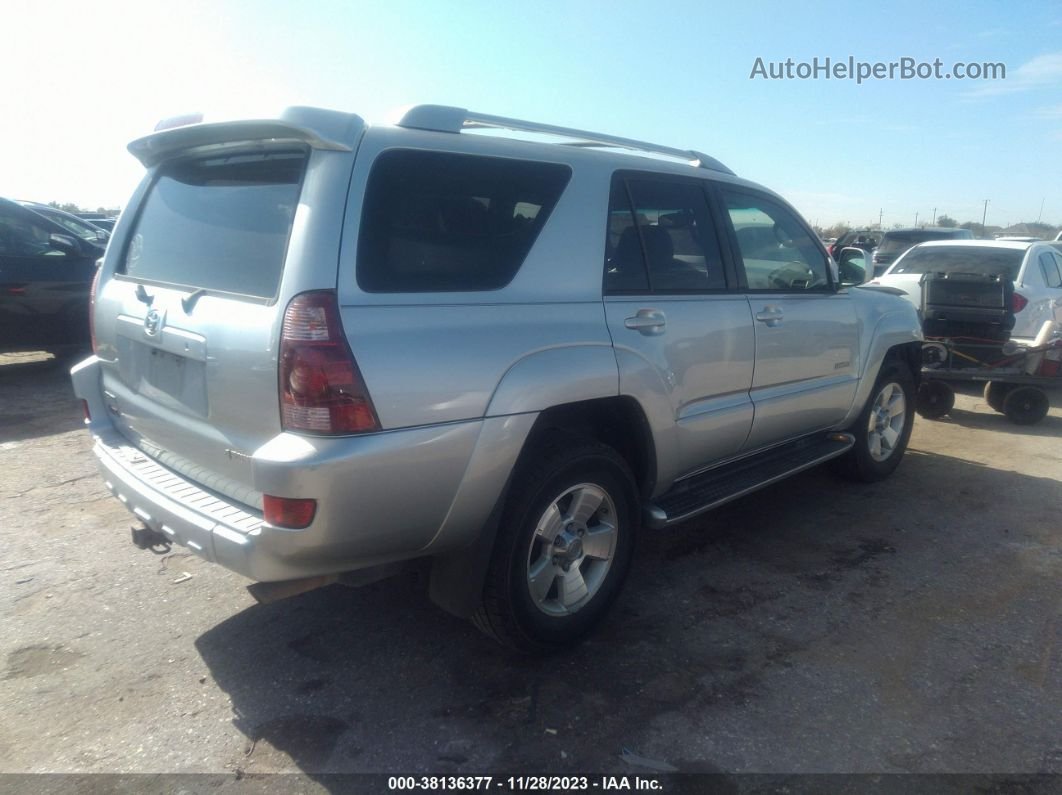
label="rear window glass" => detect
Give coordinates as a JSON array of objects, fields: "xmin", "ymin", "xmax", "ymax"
[
  {"xmin": 891, "ymin": 246, "xmax": 1024, "ymax": 280},
  {"xmin": 877, "ymin": 230, "xmax": 969, "ymax": 254},
  {"xmin": 121, "ymin": 149, "xmax": 306, "ymax": 299},
  {"xmin": 357, "ymin": 150, "xmax": 571, "ymax": 292}
]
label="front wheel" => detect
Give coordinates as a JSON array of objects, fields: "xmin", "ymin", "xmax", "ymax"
[
  {"xmin": 835, "ymin": 363, "xmax": 916, "ymax": 482},
  {"xmin": 473, "ymin": 436, "xmax": 637, "ymax": 653}
]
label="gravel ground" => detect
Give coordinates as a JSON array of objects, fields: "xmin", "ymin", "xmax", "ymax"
[{"xmin": 1, "ymin": 351, "xmax": 1060, "ymax": 787}]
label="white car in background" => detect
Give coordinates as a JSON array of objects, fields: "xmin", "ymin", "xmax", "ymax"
[{"xmin": 873, "ymin": 240, "xmax": 1062, "ymax": 341}]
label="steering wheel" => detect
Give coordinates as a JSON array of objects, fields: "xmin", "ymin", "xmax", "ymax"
[{"xmin": 768, "ymin": 262, "xmax": 814, "ymax": 290}]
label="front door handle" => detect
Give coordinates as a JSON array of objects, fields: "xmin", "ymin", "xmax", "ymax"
[
  {"xmin": 624, "ymin": 309, "xmax": 666, "ymax": 335},
  {"xmin": 755, "ymin": 305, "xmax": 784, "ymax": 327}
]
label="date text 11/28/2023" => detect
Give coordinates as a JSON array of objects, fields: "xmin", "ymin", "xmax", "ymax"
[{"xmin": 387, "ymin": 776, "xmax": 663, "ymax": 791}]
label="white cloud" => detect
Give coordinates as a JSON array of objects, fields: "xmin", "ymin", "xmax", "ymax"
[{"xmin": 963, "ymin": 52, "xmax": 1062, "ymax": 97}]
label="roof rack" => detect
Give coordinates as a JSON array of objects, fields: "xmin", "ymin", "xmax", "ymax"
[{"xmin": 392, "ymin": 105, "xmax": 734, "ymax": 175}]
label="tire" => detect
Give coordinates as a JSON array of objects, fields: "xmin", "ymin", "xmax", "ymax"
[
  {"xmin": 983, "ymin": 381, "xmax": 1014, "ymax": 414},
  {"xmin": 915, "ymin": 380, "xmax": 954, "ymax": 420},
  {"xmin": 1002, "ymin": 386, "xmax": 1050, "ymax": 426},
  {"xmin": 835, "ymin": 363, "xmax": 916, "ymax": 482},
  {"xmin": 472, "ymin": 436, "xmax": 638, "ymax": 653}
]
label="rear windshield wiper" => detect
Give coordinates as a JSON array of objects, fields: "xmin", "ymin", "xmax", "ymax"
[{"xmin": 181, "ymin": 288, "xmax": 209, "ymax": 313}]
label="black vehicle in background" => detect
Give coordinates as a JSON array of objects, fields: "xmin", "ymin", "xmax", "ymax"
[
  {"xmin": 0, "ymin": 197, "xmax": 101, "ymax": 354},
  {"xmin": 18, "ymin": 201, "xmax": 110, "ymax": 246},
  {"xmin": 85, "ymin": 217, "xmax": 116, "ymax": 233},
  {"xmin": 871, "ymin": 227, "xmax": 972, "ymax": 275},
  {"xmin": 76, "ymin": 212, "xmax": 118, "ymax": 233}
]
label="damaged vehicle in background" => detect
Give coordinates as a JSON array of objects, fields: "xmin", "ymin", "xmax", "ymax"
[
  {"xmin": 0, "ymin": 197, "xmax": 101, "ymax": 355},
  {"xmin": 873, "ymin": 240, "xmax": 1062, "ymax": 342}
]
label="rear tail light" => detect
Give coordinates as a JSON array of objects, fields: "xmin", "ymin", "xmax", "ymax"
[
  {"xmin": 1012, "ymin": 292, "xmax": 1028, "ymax": 313},
  {"xmin": 89, "ymin": 263, "xmax": 102, "ymax": 353},
  {"xmin": 263, "ymin": 495, "xmax": 317, "ymax": 529},
  {"xmin": 279, "ymin": 291, "xmax": 380, "ymax": 435}
]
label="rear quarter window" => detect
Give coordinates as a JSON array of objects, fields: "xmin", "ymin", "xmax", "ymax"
[{"xmin": 356, "ymin": 150, "xmax": 571, "ymax": 293}]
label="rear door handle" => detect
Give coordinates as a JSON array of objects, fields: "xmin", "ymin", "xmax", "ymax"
[
  {"xmin": 624, "ymin": 309, "xmax": 666, "ymax": 335},
  {"xmin": 755, "ymin": 306, "xmax": 784, "ymax": 327}
]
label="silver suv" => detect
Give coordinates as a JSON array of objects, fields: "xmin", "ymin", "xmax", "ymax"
[{"xmin": 72, "ymin": 105, "xmax": 922, "ymax": 651}]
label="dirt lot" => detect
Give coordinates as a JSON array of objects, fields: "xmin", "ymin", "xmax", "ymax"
[{"xmin": 1, "ymin": 352, "xmax": 1060, "ymax": 785}]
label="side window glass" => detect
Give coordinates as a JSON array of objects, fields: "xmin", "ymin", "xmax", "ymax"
[
  {"xmin": 625, "ymin": 180, "xmax": 727, "ymax": 291},
  {"xmin": 723, "ymin": 191, "xmax": 829, "ymax": 291},
  {"xmin": 0, "ymin": 211, "xmax": 64, "ymax": 258},
  {"xmin": 1039, "ymin": 252, "xmax": 1061, "ymax": 288},
  {"xmin": 603, "ymin": 181, "xmax": 649, "ymax": 293},
  {"xmin": 357, "ymin": 150, "xmax": 571, "ymax": 293}
]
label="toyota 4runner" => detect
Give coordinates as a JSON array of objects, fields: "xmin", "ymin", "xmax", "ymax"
[{"xmin": 72, "ymin": 105, "xmax": 922, "ymax": 651}]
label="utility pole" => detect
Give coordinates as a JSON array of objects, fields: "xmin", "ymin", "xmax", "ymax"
[
  {"xmin": 981, "ymin": 200, "xmax": 989, "ymax": 235},
  {"xmin": 914, "ymin": 212, "xmax": 919, "ymax": 227},
  {"xmin": 878, "ymin": 208, "xmax": 883, "ymax": 229},
  {"xmin": 932, "ymin": 207, "xmax": 937, "ymax": 225},
  {"xmin": 1038, "ymin": 198, "xmax": 1045, "ymax": 224}
]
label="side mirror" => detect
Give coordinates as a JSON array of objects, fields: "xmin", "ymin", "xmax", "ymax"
[
  {"xmin": 837, "ymin": 246, "xmax": 868, "ymax": 286},
  {"xmin": 48, "ymin": 232, "xmax": 80, "ymax": 256},
  {"xmin": 96, "ymin": 229, "xmax": 109, "ymax": 242}
]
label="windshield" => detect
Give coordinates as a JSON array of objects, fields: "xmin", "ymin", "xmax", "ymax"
[
  {"xmin": 839, "ymin": 230, "xmax": 879, "ymax": 247},
  {"xmin": 890, "ymin": 246, "xmax": 1024, "ymax": 280},
  {"xmin": 121, "ymin": 149, "xmax": 306, "ymax": 299}
]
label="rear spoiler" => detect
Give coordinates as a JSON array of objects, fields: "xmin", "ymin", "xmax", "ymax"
[{"xmin": 128, "ymin": 107, "xmax": 365, "ymax": 167}]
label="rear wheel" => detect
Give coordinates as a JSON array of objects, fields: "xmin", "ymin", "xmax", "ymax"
[
  {"xmin": 473, "ymin": 436, "xmax": 637, "ymax": 653},
  {"xmin": 983, "ymin": 381, "xmax": 1014, "ymax": 414},
  {"xmin": 1002, "ymin": 386, "xmax": 1050, "ymax": 426},
  {"xmin": 916, "ymin": 380, "xmax": 954, "ymax": 420},
  {"xmin": 835, "ymin": 363, "xmax": 915, "ymax": 482}
]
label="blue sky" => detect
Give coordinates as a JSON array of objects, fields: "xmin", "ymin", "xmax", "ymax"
[{"xmin": 5, "ymin": 0, "xmax": 1060, "ymax": 229}]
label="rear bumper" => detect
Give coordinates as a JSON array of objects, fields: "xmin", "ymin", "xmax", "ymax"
[
  {"xmin": 91, "ymin": 430, "xmax": 280, "ymax": 577},
  {"xmin": 72, "ymin": 356, "xmax": 528, "ymax": 582}
]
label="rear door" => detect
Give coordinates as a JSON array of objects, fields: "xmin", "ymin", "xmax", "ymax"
[
  {"xmin": 0, "ymin": 202, "xmax": 97, "ymax": 349},
  {"xmin": 603, "ymin": 173, "xmax": 755, "ymax": 486},
  {"xmin": 93, "ymin": 147, "xmax": 318, "ymax": 507},
  {"xmin": 719, "ymin": 187, "xmax": 859, "ymax": 452}
]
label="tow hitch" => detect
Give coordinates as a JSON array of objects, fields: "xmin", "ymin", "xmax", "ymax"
[{"xmin": 130, "ymin": 525, "xmax": 170, "ymax": 552}]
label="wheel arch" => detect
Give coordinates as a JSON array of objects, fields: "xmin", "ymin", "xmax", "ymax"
[
  {"xmin": 841, "ymin": 307, "xmax": 923, "ymax": 428},
  {"xmin": 428, "ymin": 395, "xmax": 655, "ymax": 620}
]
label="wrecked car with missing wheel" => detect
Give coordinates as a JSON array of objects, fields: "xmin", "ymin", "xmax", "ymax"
[{"xmin": 72, "ymin": 105, "xmax": 922, "ymax": 652}]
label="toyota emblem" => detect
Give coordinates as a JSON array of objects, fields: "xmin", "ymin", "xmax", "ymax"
[{"xmin": 144, "ymin": 308, "xmax": 163, "ymax": 337}]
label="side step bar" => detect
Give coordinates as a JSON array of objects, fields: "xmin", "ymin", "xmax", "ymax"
[{"xmin": 643, "ymin": 432, "xmax": 855, "ymax": 529}]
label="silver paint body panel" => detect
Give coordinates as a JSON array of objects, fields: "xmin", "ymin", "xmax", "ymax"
[{"xmin": 73, "ymin": 107, "xmax": 922, "ymax": 582}]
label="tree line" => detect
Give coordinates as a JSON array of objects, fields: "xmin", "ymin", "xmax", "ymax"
[
  {"xmin": 48, "ymin": 201, "xmax": 121, "ymax": 216},
  {"xmin": 816, "ymin": 217, "xmax": 1060, "ymax": 241}
]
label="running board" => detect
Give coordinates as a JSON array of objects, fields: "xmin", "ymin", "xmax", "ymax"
[{"xmin": 643, "ymin": 432, "xmax": 855, "ymax": 529}]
